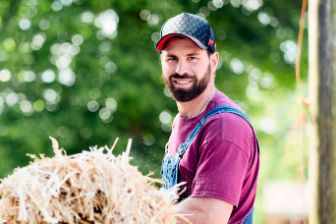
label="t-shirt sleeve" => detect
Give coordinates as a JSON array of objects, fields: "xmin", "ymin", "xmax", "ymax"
[{"xmin": 190, "ymin": 114, "xmax": 252, "ymax": 206}]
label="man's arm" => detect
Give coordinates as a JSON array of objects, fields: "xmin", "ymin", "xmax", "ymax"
[{"xmin": 175, "ymin": 197, "xmax": 233, "ymax": 224}]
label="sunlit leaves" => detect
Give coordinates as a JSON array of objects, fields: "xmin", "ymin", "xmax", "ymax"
[{"xmin": 0, "ymin": 0, "xmax": 306, "ymax": 183}]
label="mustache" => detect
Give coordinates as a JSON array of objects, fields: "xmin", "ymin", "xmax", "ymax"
[{"xmin": 170, "ymin": 73, "xmax": 195, "ymax": 79}]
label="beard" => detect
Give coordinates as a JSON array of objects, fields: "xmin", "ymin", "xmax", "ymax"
[{"xmin": 163, "ymin": 65, "xmax": 211, "ymax": 102}]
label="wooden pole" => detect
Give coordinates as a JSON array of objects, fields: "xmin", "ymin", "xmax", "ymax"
[
  {"xmin": 308, "ymin": 0, "xmax": 319, "ymax": 222},
  {"xmin": 309, "ymin": 0, "xmax": 336, "ymax": 223}
]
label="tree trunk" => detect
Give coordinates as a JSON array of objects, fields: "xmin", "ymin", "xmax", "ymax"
[{"xmin": 309, "ymin": 0, "xmax": 336, "ymax": 223}]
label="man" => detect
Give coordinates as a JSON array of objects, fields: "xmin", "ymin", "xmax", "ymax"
[{"xmin": 156, "ymin": 12, "xmax": 259, "ymax": 224}]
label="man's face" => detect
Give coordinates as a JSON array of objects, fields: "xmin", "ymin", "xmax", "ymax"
[{"xmin": 160, "ymin": 37, "xmax": 214, "ymax": 102}]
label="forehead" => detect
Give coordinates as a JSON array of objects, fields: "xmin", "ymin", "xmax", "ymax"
[{"xmin": 162, "ymin": 37, "xmax": 205, "ymax": 55}]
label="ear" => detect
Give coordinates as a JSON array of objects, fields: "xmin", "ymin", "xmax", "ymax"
[
  {"xmin": 160, "ymin": 50, "xmax": 168, "ymax": 65},
  {"xmin": 209, "ymin": 52, "xmax": 219, "ymax": 73}
]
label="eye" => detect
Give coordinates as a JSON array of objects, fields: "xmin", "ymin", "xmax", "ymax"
[
  {"xmin": 166, "ymin": 56, "xmax": 177, "ymax": 62},
  {"xmin": 187, "ymin": 56, "xmax": 198, "ymax": 61}
]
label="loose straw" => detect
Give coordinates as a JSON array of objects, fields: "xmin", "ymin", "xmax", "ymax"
[{"xmin": 0, "ymin": 138, "xmax": 182, "ymax": 224}]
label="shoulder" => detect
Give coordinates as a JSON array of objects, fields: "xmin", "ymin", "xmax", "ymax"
[
  {"xmin": 206, "ymin": 110, "xmax": 254, "ymax": 135},
  {"xmin": 200, "ymin": 111, "xmax": 256, "ymax": 156}
]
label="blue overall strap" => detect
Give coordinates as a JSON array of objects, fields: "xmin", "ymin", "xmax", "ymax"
[
  {"xmin": 161, "ymin": 105, "xmax": 253, "ymax": 190},
  {"xmin": 177, "ymin": 105, "xmax": 252, "ymax": 158}
]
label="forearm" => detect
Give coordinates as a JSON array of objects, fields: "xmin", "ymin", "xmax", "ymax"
[
  {"xmin": 174, "ymin": 197, "xmax": 232, "ymax": 224},
  {"xmin": 175, "ymin": 203, "xmax": 208, "ymax": 224}
]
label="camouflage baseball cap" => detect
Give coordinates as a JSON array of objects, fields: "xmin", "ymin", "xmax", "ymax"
[{"xmin": 156, "ymin": 12, "xmax": 216, "ymax": 53}]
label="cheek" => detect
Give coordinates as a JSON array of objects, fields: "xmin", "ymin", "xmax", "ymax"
[
  {"xmin": 161, "ymin": 63, "xmax": 173, "ymax": 76},
  {"xmin": 192, "ymin": 63, "xmax": 207, "ymax": 74}
]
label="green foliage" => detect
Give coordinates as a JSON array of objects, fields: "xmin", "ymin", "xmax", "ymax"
[
  {"xmin": 0, "ymin": 0, "xmax": 307, "ymax": 221},
  {"xmin": 0, "ymin": 0, "xmax": 307, "ymax": 173}
]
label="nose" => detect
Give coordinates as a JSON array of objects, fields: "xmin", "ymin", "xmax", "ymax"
[{"xmin": 175, "ymin": 60, "xmax": 189, "ymax": 75}]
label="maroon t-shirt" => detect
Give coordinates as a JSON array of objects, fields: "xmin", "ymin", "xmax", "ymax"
[{"xmin": 166, "ymin": 89, "xmax": 259, "ymax": 223}]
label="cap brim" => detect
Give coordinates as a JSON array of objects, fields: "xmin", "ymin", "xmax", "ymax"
[{"xmin": 156, "ymin": 33, "xmax": 207, "ymax": 52}]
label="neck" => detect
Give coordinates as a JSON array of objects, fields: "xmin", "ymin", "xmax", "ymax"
[{"xmin": 177, "ymin": 85, "xmax": 215, "ymax": 119}]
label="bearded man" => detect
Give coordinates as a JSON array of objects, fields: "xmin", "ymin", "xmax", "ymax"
[{"xmin": 157, "ymin": 12, "xmax": 260, "ymax": 224}]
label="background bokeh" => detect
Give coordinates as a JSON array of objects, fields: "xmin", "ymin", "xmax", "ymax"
[{"xmin": 0, "ymin": 0, "xmax": 308, "ymax": 222}]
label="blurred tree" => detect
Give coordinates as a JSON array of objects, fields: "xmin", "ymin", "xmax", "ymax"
[
  {"xmin": 0, "ymin": 0, "xmax": 305, "ymax": 179},
  {"xmin": 0, "ymin": 1, "xmax": 307, "ymax": 223}
]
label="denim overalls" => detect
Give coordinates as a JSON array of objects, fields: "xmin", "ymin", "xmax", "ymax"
[{"xmin": 161, "ymin": 105, "xmax": 255, "ymax": 224}]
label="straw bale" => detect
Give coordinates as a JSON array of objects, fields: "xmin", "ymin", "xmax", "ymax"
[{"xmin": 0, "ymin": 138, "xmax": 180, "ymax": 224}]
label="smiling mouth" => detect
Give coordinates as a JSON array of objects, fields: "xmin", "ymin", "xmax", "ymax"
[
  {"xmin": 172, "ymin": 77, "xmax": 193, "ymax": 86},
  {"xmin": 170, "ymin": 75, "xmax": 195, "ymax": 88}
]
